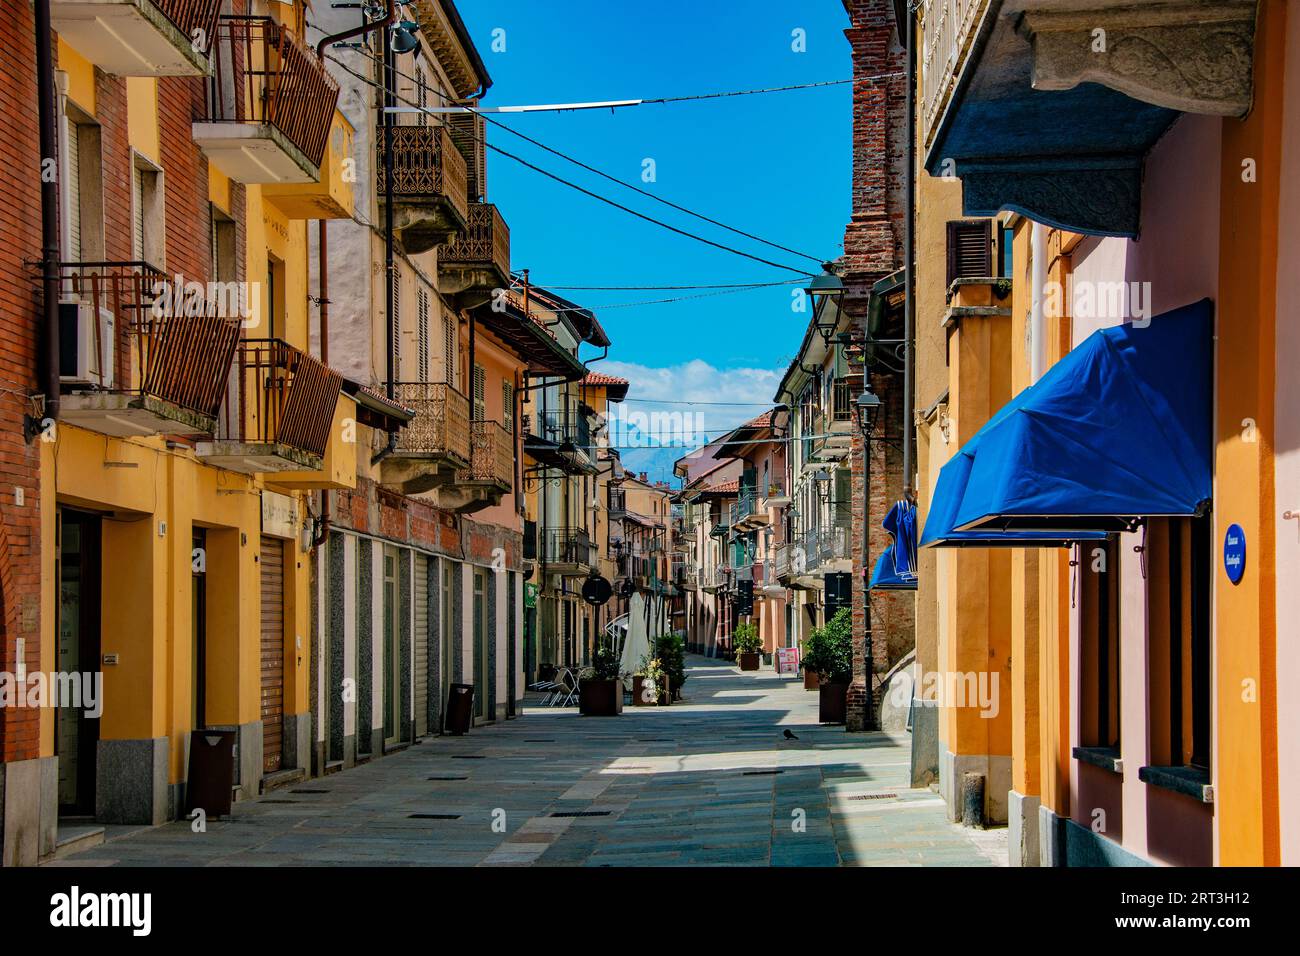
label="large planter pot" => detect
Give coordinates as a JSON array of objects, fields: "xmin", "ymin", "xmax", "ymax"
[
  {"xmin": 818, "ymin": 681, "xmax": 849, "ymax": 724},
  {"xmin": 738, "ymin": 652, "xmax": 760, "ymax": 671},
  {"xmin": 632, "ymin": 675, "xmax": 659, "ymax": 706},
  {"xmin": 804, "ymin": 669, "xmax": 820, "ymax": 691},
  {"xmin": 658, "ymin": 677, "xmax": 672, "ymax": 706},
  {"xmin": 579, "ymin": 679, "xmax": 623, "ymax": 716}
]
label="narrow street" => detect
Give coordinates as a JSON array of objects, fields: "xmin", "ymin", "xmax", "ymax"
[{"xmin": 53, "ymin": 657, "xmax": 1003, "ymax": 868}]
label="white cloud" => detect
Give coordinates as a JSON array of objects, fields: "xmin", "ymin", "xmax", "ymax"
[{"xmin": 597, "ymin": 359, "xmax": 782, "ymax": 448}]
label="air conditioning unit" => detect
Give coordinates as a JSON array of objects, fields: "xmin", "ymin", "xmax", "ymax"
[{"xmin": 59, "ymin": 300, "xmax": 115, "ymax": 389}]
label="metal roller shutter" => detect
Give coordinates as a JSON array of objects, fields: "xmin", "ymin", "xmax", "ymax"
[
  {"xmin": 260, "ymin": 537, "xmax": 285, "ymax": 774},
  {"xmin": 414, "ymin": 553, "xmax": 429, "ymax": 737}
]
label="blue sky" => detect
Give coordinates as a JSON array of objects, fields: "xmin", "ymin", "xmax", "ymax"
[{"xmin": 456, "ymin": 0, "xmax": 852, "ymax": 466}]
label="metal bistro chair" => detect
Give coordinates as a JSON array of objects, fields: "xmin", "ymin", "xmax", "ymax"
[{"xmin": 548, "ymin": 667, "xmax": 580, "ymax": 707}]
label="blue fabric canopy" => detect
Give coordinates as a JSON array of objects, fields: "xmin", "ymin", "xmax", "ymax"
[
  {"xmin": 870, "ymin": 500, "xmax": 918, "ymax": 590},
  {"xmin": 921, "ymin": 299, "xmax": 1212, "ymax": 547}
]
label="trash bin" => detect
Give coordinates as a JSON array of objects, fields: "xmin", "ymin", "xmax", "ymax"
[
  {"xmin": 444, "ymin": 683, "xmax": 475, "ymax": 735},
  {"xmin": 186, "ymin": 729, "xmax": 236, "ymax": 819}
]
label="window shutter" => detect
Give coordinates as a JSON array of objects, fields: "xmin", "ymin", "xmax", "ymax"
[
  {"xmin": 133, "ymin": 165, "xmax": 145, "ymax": 262},
  {"xmin": 446, "ymin": 109, "xmax": 487, "ymax": 201},
  {"xmin": 66, "ymin": 117, "xmax": 82, "ymax": 263},
  {"xmin": 418, "ymin": 288, "xmax": 430, "ymax": 381},
  {"xmin": 442, "ymin": 309, "xmax": 456, "ymax": 386},
  {"xmin": 416, "ymin": 68, "xmax": 428, "ymax": 127},
  {"xmin": 472, "ymin": 363, "xmax": 485, "ymax": 420},
  {"xmin": 946, "ymin": 219, "xmax": 993, "ymax": 287},
  {"xmin": 502, "ymin": 380, "xmax": 514, "ymax": 433},
  {"xmin": 390, "ymin": 275, "xmax": 401, "ymax": 380}
]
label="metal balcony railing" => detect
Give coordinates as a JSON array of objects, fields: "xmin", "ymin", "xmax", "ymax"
[
  {"xmin": 543, "ymin": 528, "xmax": 594, "ymax": 569},
  {"xmin": 440, "ymin": 201, "xmax": 509, "ymax": 277},
  {"xmin": 391, "ymin": 382, "xmax": 471, "ymax": 463},
  {"xmin": 53, "ymin": 261, "xmax": 240, "ymax": 421},
  {"xmin": 459, "ymin": 419, "xmax": 513, "ymax": 488},
  {"xmin": 539, "ymin": 406, "xmax": 592, "ymax": 453},
  {"xmin": 156, "ymin": 0, "xmax": 223, "ymax": 52},
  {"xmin": 202, "ymin": 16, "xmax": 339, "ymax": 167},
  {"xmin": 736, "ymin": 490, "xmax": 758, "ymax": 523},
  {"xmin": 608, "ymin": 487, "xmax": 627, "ymax": 517},
  {"xmin": 921, "ymin": 0, "xmax": 992, "ymax": 151},
  {"xmin": 216, "ymin": 338, "xmax": 341, "ymax": 457},
  {"xmin": 377, "ymin": 125, "xmax": 469, "ymax": 219},
  {"xmin": 831, "ymin": 376, "xmax": 861, "ymax": 422}
]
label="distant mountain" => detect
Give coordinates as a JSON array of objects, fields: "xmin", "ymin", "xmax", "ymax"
[{"xmin": 620, "ymin": 445, "xmax": 686, "ymax": 486}]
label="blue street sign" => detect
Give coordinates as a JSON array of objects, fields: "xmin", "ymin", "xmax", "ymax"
[{"xmin": 1223, "ymin": 523, "xmax": 1246, "ymax": 585}]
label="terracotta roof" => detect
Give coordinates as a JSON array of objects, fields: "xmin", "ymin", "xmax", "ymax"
[
  {"xmin": 583, "ymin": 372, "xmax": 629, "ymax": 386},
  {"xmin": 704, "ymin": 479, "xmax": 738, "ymax": 494},
  {"xmin": 742, "ymin": 409, "xmax": 775, "ymax": 429}
]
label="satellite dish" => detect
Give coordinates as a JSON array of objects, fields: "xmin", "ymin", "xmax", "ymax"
[{"xmin": 581, "ymin": 575, "xmax": 613, "ymax": 607}]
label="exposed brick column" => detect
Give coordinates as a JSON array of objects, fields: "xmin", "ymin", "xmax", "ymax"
[{"xmin": 841, "ymin": 0, "xmax": 906, "ymax": 731}]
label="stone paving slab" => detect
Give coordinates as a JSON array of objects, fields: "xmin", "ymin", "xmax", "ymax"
[{"xmin": 53, "ymin": 655, "xmax": 1006, "ymax": 868}]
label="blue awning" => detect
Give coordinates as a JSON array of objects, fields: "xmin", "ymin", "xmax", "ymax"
[
  {"xmin": 869, "ymin": 500, "xmax": 918, "ymax": 590},
  {"xmin": 921, "ymin": 299, "xmax": 1213, "ymax": 548}
]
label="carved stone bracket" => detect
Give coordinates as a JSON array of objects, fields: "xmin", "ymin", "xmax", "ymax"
[{"xmin": 1019, "ymin": 1, "xmax": 1257, "ymax": 117}]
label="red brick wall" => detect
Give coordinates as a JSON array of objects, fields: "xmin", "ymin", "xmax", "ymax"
[
  {"xmin": 0, "ymin": 3, "xmax": 46, "ymax": 762},
  {"xmin": 842, "ymin": 0, "xmax": 910, "ymax": 731}
]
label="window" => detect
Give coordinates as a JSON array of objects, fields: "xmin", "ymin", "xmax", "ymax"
[
  {"xmin": 472, "ymin": 363, "xmax": 485, "ymax": 420},
  {"xmin": 1147, "ymin": 517, "xmax": 1212, "ymax": 771},
  {"xmin": 132, "ymin": 155, "xmax": 163, "ymax": 267},
  {"xmin": 502, "ymin": 380, "xmax": 514, "ymax": 433},
  {"xmin": 61, "ymin": 109, "xmax": 104, "ymax": 263},
  {"xmin": 210, "ymin": 206, "xmax": 235, "ymax": 283},
  {"xmin": 418, "ymin": 287, "xmax": 430, "ymax": 381},
  {"xmin": 999, "ymin": 223, "xmax": 1014, "ymax": 278},
  {"xmin": 1079, "ymin": 538, "xmax": 1121, "ymax": 750},
  {"xmin": 266, "ymin": 255, "xmax": 285, "ymax": 340},
  {"xmin": 945, "ymin": 219, "xmax": 993, "ymax": 287}
]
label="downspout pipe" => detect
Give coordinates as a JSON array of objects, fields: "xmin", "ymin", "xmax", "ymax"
[
  {"xmin": 902, "ymin": 4, "xmax": 916, "ymax": 500},
  {"xmin": 35, "ymin": 0, "xmax": 60, "ymax": 425},
  {"xmin": 372, "ymin": 12, "xmax": 399, "ymax": 466}
]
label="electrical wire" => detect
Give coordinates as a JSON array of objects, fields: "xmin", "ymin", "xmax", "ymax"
[{"xmin": 318, "ymin": 46, "xmax": 823, "ymax": 275}]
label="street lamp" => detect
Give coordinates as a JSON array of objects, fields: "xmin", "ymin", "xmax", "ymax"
[
  {"xmin": 853, "ymin": 385, "xmax": 883, "ymax": 436},
  {"xmin": 806, "ymin": 262, "xmax": 845, "ymax": 344}
]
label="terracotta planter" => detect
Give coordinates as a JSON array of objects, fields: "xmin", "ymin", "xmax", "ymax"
[
  {"xmin": 804, "ymin": 669, "xmax": 820, "ymax": 691},
  {"xmin": 738, "ymin": 652, "xmax": 760, "ymax": 671},
  {"xmin": 579, "ymin": 679, "xmax": 623, "ymax": 716},
  {"xmin": 818, "ymin": 681, "xmax": 848, "ymax": 724}
]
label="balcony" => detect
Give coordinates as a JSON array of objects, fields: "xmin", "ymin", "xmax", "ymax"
[
  {"xmin": 801, "ymin": 525, "xmax": 852, "ymax": 576},
  {"xmin": 52, "ymin": 0, "xmax": 221, "ymax": 76},
  {"xmin": 263, "ymin": 110, "xmax": 356, "ymax": 220},
  {"xmin": 920, "ymin": 0, "xmax": 1258, "ymax": 237},
  {"xmin": 438, "ymin": 202, "xmax": 510, "ymax": 309},
  {"xmin": 54, "ymin": 261, "xmax": 241, "ymax": 438},
  {"xmin": 450, "ymin": 420, "xmax": 515, "ymax": 514},
  {"xmin": 812, "ymin": 376, "xmax": 859, "ymax": 461},
  {"xmin": 702, "ymin": 565, "xmax": 731, "ymax": 593},
  {"xmin": 528, "ymin": 406, "xmax": 596, "ymax": 476},
  {"xmin": 379, "ymin": 382, "xmax": 470, "ymax": 495},
  {"xmin": 608, "ymin": 487, "xmax": 627, "ymax": 519},
  {"xmin": 376, "ymin": 125, "xmax": 469, "ymax": 255},
  {"xmin": 709, "ymin": 508, "xmax": 732, "ymax": 538},
  {"xmin": 732, "ymin": 490, "xmax": 768, "ymax": 532},
  {"xmin": 542, "ymin": 528, "xmax": 594, "ymax": 577},
  {"xmin": 761, "ymin": 482, "xmax": 790, "ymax": 509},
  {"xmin": 943, "ymin": 277, "xmax": 1013, "ymax": 330},
  {"xmin": 196, "ymin": 339, "xmax": 343, "ymax": 474},
  {"xmin": 193, "ymin": 16, "xmax": 339, "ymax": 184}
]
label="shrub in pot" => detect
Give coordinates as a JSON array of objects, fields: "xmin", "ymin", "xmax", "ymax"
[
  {"xmin": 733, "ymin": 622, "xmax": 761, "ymax": 671},
  {"xmin": 632, "ymin": 655, "xmax": 664, "ymax": 706},
  {"xmin": 578, "ymin": 644, "xmax": 623, "ymax": 716},
  {"xmin": 654, "ymin": 633, "xmax": 686, "ymax": 701},
  {"xmin": 803, "ymin": 608, "xmax": 852, "ymax": 723}
]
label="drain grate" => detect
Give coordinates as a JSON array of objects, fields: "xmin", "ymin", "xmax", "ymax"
[
  {"xmin": 427, "ymin": 775, "xmax": 469, "ymax": 781},
  {"xmin": 742, "ymin": 770, "xmax": 784, "ymax": 776},
  {"xmin": 849, "ymin": 792, "xmax": 899, "ymax": 801},
  {"xmin": 550, "ymin": 810, "xmax": 612, "ymax": 818},
  {"xmin": 408, "ymin": 813, "xmax": 461, "ymax": 820},
  {"xmin": 290, "ymin": 789, "xmax": 330, "ymax": 795}
]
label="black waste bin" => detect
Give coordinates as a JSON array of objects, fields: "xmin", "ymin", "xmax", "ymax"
[
  {"xmin": 444, "ymin": 683, "xmax": 475, "ymax": 735},
  {"xmin": 186, "ymin": 729, "xmax": 236, "ymax": 819}
]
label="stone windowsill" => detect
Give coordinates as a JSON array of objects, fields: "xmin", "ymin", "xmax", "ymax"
[
  {"xmin": 1073, "ymin": 745, "xmax": 1123, "ymax": 775},
  {"xmin": 1138, "ymin": 765, "xmax": 1213, "ymax": 804}
]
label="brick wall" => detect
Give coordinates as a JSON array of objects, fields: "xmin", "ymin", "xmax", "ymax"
[
  {"xmin": 842, "ymin": 0, "xmax": 909, "ymax": 732},
  {"xmin": 0, "ymin": 3, "xmax": 45, "ymax": 762}
]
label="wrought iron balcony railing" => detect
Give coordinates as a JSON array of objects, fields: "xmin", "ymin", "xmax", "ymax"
[
  {"xmin": 543, "ymin": 527, "xmax": 594, "ymax": 571},
  {"xmin": 458, "ymin": 419, "xmax": 513, "ymax": 489},
  {"xmin": 391, "ymin": 382, "xmax": 470, "ymax": 464},
  {"xmin": 439, "ymin": 201, "xmax": 510, "ymax": 291}
]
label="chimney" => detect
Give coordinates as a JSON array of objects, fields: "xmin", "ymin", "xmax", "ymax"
[{"xmin": 639, "ymin": 472, "xmax": 648, "ymax": 482}]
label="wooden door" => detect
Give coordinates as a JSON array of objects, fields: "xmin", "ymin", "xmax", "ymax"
[{"xmin": 260, "ymin": 536, "xmax": 285, "ymax": 775}]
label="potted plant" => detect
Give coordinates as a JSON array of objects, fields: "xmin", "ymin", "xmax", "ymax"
[
  {"xmin": 578, "ymin": 643, "xmax": 623, "ymax": 716},
  {"xmin": 733, "ymin": 622, "xmax": 761, "ymax": 671},
  {"xmin": 632, "ymin": 655, "xmax": 664, "ymax": 706},
  {"xmin": 654, "ymin": 633, "xmax": 686, "ymax": 702},
  {"xmin": 803, "ymin": 608, "xmax": 852, "ymax": 723}
]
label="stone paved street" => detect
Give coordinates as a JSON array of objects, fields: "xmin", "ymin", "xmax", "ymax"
[{"xmin": 52, "ymin": 657, "xmax": 1006, "ymax": 867}]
